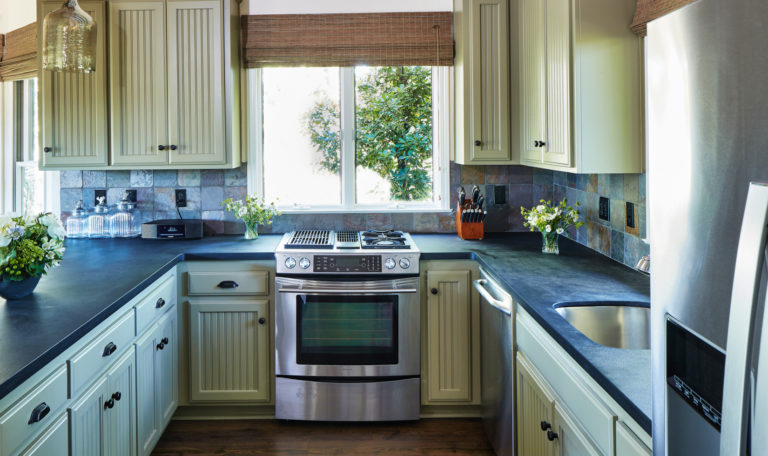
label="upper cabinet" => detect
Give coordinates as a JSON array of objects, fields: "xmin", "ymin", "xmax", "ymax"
[
  {"xmin": 453, "ymin": 0, "xmax": 514, "ymax": 165},
  {"xmin": 38, "ymin": 0, "xmax": 241, "ymax": 170},
  {"xmin": 518, "ymin": 0, "xmax": 644, "ymax": 173}
]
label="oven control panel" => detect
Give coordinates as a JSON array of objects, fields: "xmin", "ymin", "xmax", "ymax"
[
  {"xmin": 275, "ymin": 253, "xmax": 420, "ymax": 275},
  {"xmin": 314, "ymin": 255, "xmax": 381, "ymax": 273}
]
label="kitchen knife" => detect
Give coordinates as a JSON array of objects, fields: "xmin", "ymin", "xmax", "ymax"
[
  {"xmin": 477, "ymin": 195, "xmax": 485, "ymax": 211},
  {"xmin": 471, "ymin": 186, "xmax": 480, "ymax": 206},
  {"xmin": 458, "ymin": 187, "xmax": 466, "ymax": 209}
]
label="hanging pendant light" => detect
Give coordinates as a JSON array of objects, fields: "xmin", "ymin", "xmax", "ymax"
[{"xmin": 42, "ymin": 0, "xmax": 97, "ymax": 73}]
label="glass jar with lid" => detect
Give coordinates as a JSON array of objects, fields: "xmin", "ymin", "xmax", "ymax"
[
  {"xmin": 66, "ymin": 200, "xmax": 89, "ymax": 238},
  {"xmin": 110, "ymin": 192, "xmax": 141, "ymax": 238},
  {"xmin": 88, "ymin": 196, "xmax": 111, "ymax": 238}
]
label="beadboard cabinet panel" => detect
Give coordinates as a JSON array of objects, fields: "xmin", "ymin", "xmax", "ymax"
[
  {"xmin": 109, "ymin": 1, "xmax": 169, "ymax": 165},
  {"xmin": 519, "ymin": 0, "xmax": 546, "ymax": 163},
  {"xmin": 166, "ymin": 1, "xmax": 226, "ymax": 165},
  {"xmin": 516, "ymin": 353, "xmax": 556, "ymax": 456},
  {"xmin": 103, "ymin": 349, "xmax": 136, "ymax": 456},
  {"xmin": 39, "ymin": 1, "xmax": 108, "ymax": 168},
  {"xmin": 69, "ymin": 377, "xmax": 107, "ymax": 456},
  {"xmin": 155, "ymin": 311, "xmax": 178, "ymax": 426},
  {"xmin": 542, "ymin": 0, "xmax": 572, "ymax": 167}
]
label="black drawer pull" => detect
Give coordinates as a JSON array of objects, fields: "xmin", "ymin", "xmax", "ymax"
[
  {"xmin": 28, "ymin": 402, "xmax": 50, "ymax": 424},
  {"xmin": 155, "ymin": 298, "xmax": 166, "ymax": 309},
  {"xmin": 112, "ymin": 392, "xmax": 122, "ymax": 401},
  {"xmin": 157, "ymin": 342, "xmax": 165, "ymax": 350},
  {"xmin": 43, "ymin": 147, "xmax": 52, "ymax": 153},
  {"xmin": 547, "ymin": 430, "xmax": 558, "ymax": 441},
  {"xmin": 158, "ymin": 145, "xmax": 166, "ymax": 151},
  {"xmin": 104, "ymin": 398, "xmax": 115, "ymax": 409},
  {"xmin": 217, "ymin": 280, "xmax": 239, "ymax": 289},
  {"xmin": 258, "ymin": 317, "xmax": 266, "ymax": 325},
  {"xmin": 540, "ymin": 421, "xmax": 551, "ymax": 431},
  {"xmin": 103, "ymin": 342, "xmax": 117, "ymax": 357},
  {"xmin": 170, "ymin": 145, "xmax": 178, "ymax": 151},
  {"xmin": 161, "ymin": 337, "xmax": 169, "ymax": 345}
]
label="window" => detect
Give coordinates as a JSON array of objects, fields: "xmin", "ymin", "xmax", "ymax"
[
  {"xmin": 1, "ymin": 78, "xmax": 58, "ymax": 216},
  {"xmin": 250, "ymin": 66, "xmax": 450, "ymax": 212}
]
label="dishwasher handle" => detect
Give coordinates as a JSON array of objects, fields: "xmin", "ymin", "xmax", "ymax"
[{"xmin": 474, "ymin": 279, "xmax": 512, "ymax": 315}]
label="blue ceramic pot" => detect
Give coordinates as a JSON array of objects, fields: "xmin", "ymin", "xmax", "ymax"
[{"xmin": 0, "ymin": 275, "xmax": 42, "ymax": 300}]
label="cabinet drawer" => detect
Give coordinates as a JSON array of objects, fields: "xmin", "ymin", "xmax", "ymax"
[
  {"xmin": 69, "ymin": 311, "xmax": 135, "ymax": 394},
  {"xmin": 616, "ymin": 421, "xmax": 652, "ymax": 456},
  {"xmin": 135, "ymin": 275, "xmax": 176, "ymax": 335},
  {"xmin": 19, "ymin": 413, "xmax": 68, "ymax": 456},
  {"xmin": 187, "ymin": 271, "xmax": 269, "ymax": 296},
  {"xmin": 0, "ymin": 365, "xmax": 68, "ymax": 456}
]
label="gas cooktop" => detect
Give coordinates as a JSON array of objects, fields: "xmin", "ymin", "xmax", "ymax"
[{"xmin": 275, "ymin": 230, "xmax": 420, "ymax": 275}]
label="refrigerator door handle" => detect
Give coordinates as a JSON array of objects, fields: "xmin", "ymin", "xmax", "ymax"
[
  {"xmin": 749, "ymin": 250, "xmax": 768, "ymax": 454},
  {"xmin": 721, "ymin": 182, "xmax": 768, "ymax": 456}
]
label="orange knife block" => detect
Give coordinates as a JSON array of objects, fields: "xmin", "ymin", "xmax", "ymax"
[{"xmin": 456, "ymin": 200, "xmax": 484, "ymax": 240}]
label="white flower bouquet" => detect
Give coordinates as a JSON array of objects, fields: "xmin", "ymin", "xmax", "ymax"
[
  {"xmin": 0, "ymin": 213, "xmax": 66, "ymax": 282},
  {"xmin": 520, "ymin": 199, "xmax": 584, "ymax": 254},
  {"xmin": 221, "ymin": 196, "xmax": 281, "ymax": 239}
]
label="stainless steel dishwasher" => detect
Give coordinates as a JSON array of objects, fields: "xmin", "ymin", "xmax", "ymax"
[{"xmin": 474, "ymin": 268, "xmax": 514, "ymax": 456}]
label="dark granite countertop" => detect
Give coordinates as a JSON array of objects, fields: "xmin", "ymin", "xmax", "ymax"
[{"xmin": 0, "ymin": 233, "xmax": 650, "ymax": 433}]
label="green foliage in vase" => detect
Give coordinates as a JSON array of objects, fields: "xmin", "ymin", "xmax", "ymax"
[
  {"xmin": 304, "ymin": 66, "xmax": 433, "ymax": 201},
  {"xmin": 0, "ymin": 213, "xmax": 66, "ymax": 282},
  {"xmin": 521, "ymin": 199, "xmax": 585, "ymax": 235},
  {"xmin": 222, "ymin": 195, "xmax": 282, "ymax": 232}
]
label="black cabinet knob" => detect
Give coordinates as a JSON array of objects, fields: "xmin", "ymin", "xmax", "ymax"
[
  {"xmin": 43, "ymin": 147, "xmax": 52, "ymax": 153},
  {"xmin": 157, "ymin": 342, "xmax": 165, "ymax": 350},
  {"xmin": 103, "ymin": 342, "xmax": 117, "ymax": 357},
  {"xmin": 112, "ymin": 392, "xmax": 122, "ymax": 401},
  {"xmin": 430, "ymin": 288, "xmax": 438, "ymax": 295},
  {"xmin": 28, "ymin": 402, "xmax": 50, "ymax": 424},
  {"xmin": 547, "ymin": 430, "xmax": 558, "ymax": 441},
  {"xmin": 534, "ymin": 140, "xmax": 540, "ymax": 147},
  {"xmin": 258, "ymin": 317, "xmax": 266, "ymax": 325},
  {"xmin": 170, "ymin": 145, "xmax": 178, "ymax": 151},
  {"xmin": 540, "ymin": 421, "xmax": 551, "ymax": 431},
  {"xmin": 104, "ymin": 399, "xmax": 115, "ymax": 409},
  {"xmin": 540, "ymin": 141, "xmax": 546, "ymax": 147},
  {"xmin": 158, "ymin": 145, "xmax": 166, "ymax": 150},
  {"xmin": 155, "ymin": 298, "xmax": 166, "ymax": 309},
  {"xmin": 217, "ymin": 280, "xmax": 239, "ymax": 289},
  {"xmin": 161, "ymin": 337, "xmax": 169, "ymax": 345},
  {"xmin": 474, "ymin": 140, "xmax": 482, "ymax": 146}
]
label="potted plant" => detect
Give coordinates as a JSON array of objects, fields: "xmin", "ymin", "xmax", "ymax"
[
  {"xmin": 0, "ymin": 213, "xmax": 66, "ymax": 299},
  {"xmin": 521, "ymin": 199, "xmax": 584, "ymax": 255},
  {"xmin": 222, "ymin": 196, "xmax": 281, "ymax": 240}
]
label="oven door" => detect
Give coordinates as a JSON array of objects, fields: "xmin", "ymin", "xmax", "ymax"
[{"xmin": 275, "ymin": 276, "xmax": 420, "ymax": 377}]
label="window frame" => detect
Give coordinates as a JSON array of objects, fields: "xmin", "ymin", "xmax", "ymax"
[{"xmin": 245, "ymin": 66, "xmax": 452, "ymax": 213}]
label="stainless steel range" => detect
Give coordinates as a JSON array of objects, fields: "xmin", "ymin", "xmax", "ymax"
[{"xmin": 274, "ymin": 230, "xmax": 421, "ymax": 421}]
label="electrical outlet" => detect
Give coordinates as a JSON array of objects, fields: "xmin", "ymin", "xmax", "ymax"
[
  {"xmin": 494, "ymin": 185, "xmax": 507, "ymax": 205},
  {"xmin": 126, "ymin": 189, "xmax": 137, "ymax": 203},
  {"xmin": 94, "ymin": 189, "xmax": 107, "ymax": 206},
  {"xmin": 626, "ymin": 202, "xmax": 636, "ymax": 228},
  {"xmin": 175, "ymin": 189, "xmax": 187, "ymax": 208},
  {"xmin": 599, "ymin": 197, "xmax": 611, "ymax": 221}
]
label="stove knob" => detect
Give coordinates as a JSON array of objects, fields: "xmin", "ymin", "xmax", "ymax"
[
  {"xmin": 284, "ymin": 257, "xmax": 297, "ymax": 269},
  {"xmin": 299, "ymin": 257, "xmax": 311, "ymax": 269},
  {"xmin": 399, "ymin": 258, "xmax": 410, "ymax": 269},
  {"xmin": 385, "ymin": 258, "xmax": 396, "ymax": 270}
]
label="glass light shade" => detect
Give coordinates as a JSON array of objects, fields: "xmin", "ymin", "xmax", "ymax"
[{"xmin": 42, "ymin": 0, "xmax": 97, "ymax": 73}]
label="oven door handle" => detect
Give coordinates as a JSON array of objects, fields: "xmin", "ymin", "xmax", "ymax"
[{"xmin": 277, "ymin": 288, "xmax": 418, "ymax": 294}]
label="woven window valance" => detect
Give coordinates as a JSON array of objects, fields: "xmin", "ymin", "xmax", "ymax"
[
  {"xmin": 0, "ymin": 22, "xmax": 38, "ymax": 82},
  {"xmin": 241, "ymin": 12, "xmax": 454, "ymax": 68},
  {"xmin": 631, "ymin": 0, "xmax": 697, "ymax": 36}
]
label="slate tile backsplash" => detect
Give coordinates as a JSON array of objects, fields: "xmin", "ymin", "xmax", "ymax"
[{"xmin": 58, "ymin": 164, "xmax": 649, "ymax": 267}]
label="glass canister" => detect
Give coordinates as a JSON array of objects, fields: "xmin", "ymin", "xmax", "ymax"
[
  {"xmin": 88, "ymin": 196, "xmax": 111, "ymax": 238},
  {"xmin": 110, "ymin": 193, "xmax": 141, "ymax": 238},
  {"xmin": 66, "ymin": 200, "xmax": 89, "ymax": 238}
]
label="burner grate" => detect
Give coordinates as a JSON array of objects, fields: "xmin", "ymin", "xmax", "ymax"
[
  {"xmin": 336, "ymin": 231, "xmax": 360, "ymax": 243},
  {"xmin": 285, "ymin": 230, "xmax": 333, "ymax": 249}
]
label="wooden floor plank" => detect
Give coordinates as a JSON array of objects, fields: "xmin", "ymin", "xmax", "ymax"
[{"xmin": 152, "ymin": 419, "xmax": 496, "ymax": 455}]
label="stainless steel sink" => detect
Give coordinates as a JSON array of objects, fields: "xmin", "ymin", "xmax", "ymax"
[{"xmin": 554, "ymin": 301, "xmax": 651, "ymax": 350}]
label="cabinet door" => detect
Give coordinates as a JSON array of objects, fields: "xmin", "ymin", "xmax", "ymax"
[
  {"xmin": 69, "ymin": 377, "xmax": 107, "ymax": 456},
  {"xmin": 519, "ymin": 0, "xmax": 546, "ymax": 163},
  {"xmin": 542, "ymin": 0, "xmax": 572, "ymax": 167},
  {"xmin": 103, "ymin": 349, "xmax": 136, "ymax": 456},
  {"xmin": 553, "ymin": 403, "xmax": 602, "ymax": 456},
  {"xmin": 108, "ymin": 1, "xmax": 169, "ymax": 165},
  {"xmin": 135, "ymin": 324, "xmax": 160, "ymax": 456},
  {"xmin": 188, "ymin": 299, "xmax": 270, "ymax": 402},
  {"xmin": 39, "ymin": 1, "xmax": 108, "ymax": 168},
  {"xmin": 155, "ymin": 311, "xmax": 178, "ymax": 427},
  {"xmin": 468, "ymin": 0, "xmax": 509, "ymax": 161},
  {"xmin": 19, "ymin": 413, "xmax": 69, "ymax": 456},
  {"xmin": 166, "ymin": 0, "xmax": 226, "ymax": 165},
  {"xmin": 424, "ymin": 270, "xmax": 472, "ymax": 402},
  {"xmin": 517, "ymin": 353, "xmax": 556, "ymax": 456},
  {"xmin": 616, "ymin": 421, "xmax": 651, "ymax": 456}
]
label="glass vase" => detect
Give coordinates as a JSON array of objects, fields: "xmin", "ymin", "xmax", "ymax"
[
  {"xmin": 541, "ymin": 232, "xmax": 559, "ymax": 255},
  {"xmin": 244, "ymin": 224, "xmax": 259, "ymax": 240}
]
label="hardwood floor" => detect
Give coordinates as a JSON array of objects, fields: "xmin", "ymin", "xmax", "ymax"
[{"xmin": 152, "ymin": 418, "xmax": 495, "ymax": 455}]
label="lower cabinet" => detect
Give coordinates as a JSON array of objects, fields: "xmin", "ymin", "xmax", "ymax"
[
  {"xmin": 554, "ymin": 403, "xmax": 602, "ymax": 456},
  {"xmin": 188, "ymin": 299, "xmax": 270, "ymax": 402},
  {"xmin": 136, "ymin": 309, "xmax": 178, "ymax": 456},
  {"xmin": 70, "ymin": 347, "xmax": 136, "ymax": 456}
]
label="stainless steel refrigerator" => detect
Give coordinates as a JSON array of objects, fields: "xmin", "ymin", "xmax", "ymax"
[{"xmin": 647, "ymin": 0, "xmax": 768, "ymax": 455}]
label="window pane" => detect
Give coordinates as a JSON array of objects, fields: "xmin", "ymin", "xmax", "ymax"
[
  {"xmin": 263, "ymin": 68, "xmax": 341, "ymax": 206},
  {"xmin": 19, "ymin": 164, "xmax": 45, "ymax": 215},
  {"xmin": 355, "ymin": 66, "xmax": 433, "ymax": 205}
]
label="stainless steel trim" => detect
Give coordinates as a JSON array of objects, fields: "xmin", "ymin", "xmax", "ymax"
[
  {"xmin": 474, "ymin": 280, "xmax": 512, "ymax": 315},
  {"xmin": 275, "ymin": 377, "xmax": 420, "ymax": 421},
  {"xmin": 721, "ymin": 183, "xmax": 768, "ymax": 456},
  {"xmin": 278, "ymin": 288, "xmax": 418, "ymax": 294}
]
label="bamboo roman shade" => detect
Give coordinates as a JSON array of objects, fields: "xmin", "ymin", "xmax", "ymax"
[
  {"xmin": 0, "ymin": 22, "xmax": 38, "ymax": 81},
  {"xmin": 241, "ymin": 12, "xmax": 454, "ymax": 68},
  {"xmin": 631, "ymin": 0, "xmax": 697, "ymax": 36}
]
